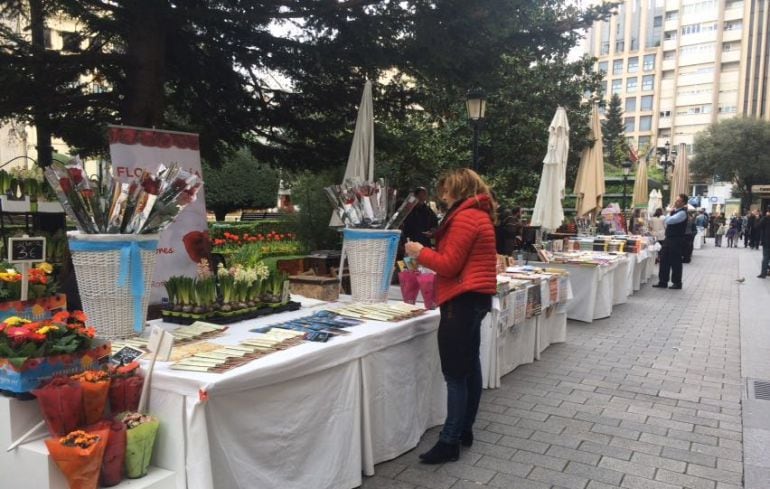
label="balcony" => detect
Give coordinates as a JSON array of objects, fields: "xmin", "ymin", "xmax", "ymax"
[
  {"xmin": 723, "ymin": 29, "xmax": 743, "ymax": 42},
  {"xmin": 724, "ymin": 6, "xmax": 745, "ymax": 21},
  {"xmin": 662, "ymin": 58, "xmax": 677, "ymax": 71},
  {"xmin": 674, "ymin": 113, "xmax": 714, "ymax": 126},
  {"xmin": 721, "ymin": 50, "xmax": 741, "ymax": 64}
]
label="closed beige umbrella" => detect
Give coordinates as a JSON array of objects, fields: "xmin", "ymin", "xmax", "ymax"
[
  {"xmin": 631, "ymin": 158, "xmax": 648, "ymax": 208},
  {"xmin": 669, "ymin": 142, "xmax": 689, "ymax": 205},
  {"xmin": 574, "ymin": 104, "xmax": 605, "ymax": 217}
]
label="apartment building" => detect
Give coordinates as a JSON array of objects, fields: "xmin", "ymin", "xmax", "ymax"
[
  {"xmin": 585, "ymin": 0, "xmax": 751, "ymax": 157},
  {"xmin": 0, "ymin": 14, "xmax": 85, "ymax": 171}
]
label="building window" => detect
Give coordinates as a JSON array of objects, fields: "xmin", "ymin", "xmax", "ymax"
[
  {"xmin": 613, "ymin": 59, "xmax": 623, "ymax": 75},
  {"xmin": 663, "ymin": 50, "xmax": 675, "ymax": 60},
  {"xmin": 641, "ymin": 95, "xmax": 654, "ymax": 111},
  {"xmin": 43, "ymin": 28, "xmax": 53, "ymax": 49},
  {"xmin": 598, "ymin": 61, "xmax": 608, "ymax": 74},
  {"xmin": 626, "ymin": 97, "xmax": 637, "ymax": 112},
  {"xmin": 654, "ymin": 15, "xmax": 663, "ymax": 27},
  {"xmin": 642, "ymin": 75, "xmax": 654, "ymax": 91},
  {"xmin": 601, "ymin": 42, "xmax": 610, "ymax": 55},
  {"xmin": 665, "ymin": 11, "xmax": 678, "ymax": 22},
  {"xmin": 660, "ymin": 110, "xmax": 671, "ymax": 118},
  {"xmin": 639, "ymin": 116, "xmax": 652, "ymax": 131},
  {"xmin": 60, "ymin": 31, "xmax": 81, "ymax": 53},
  {"xmin": 625, "ymin": 117, "xmax": 635, "ymax": 132},
  {"xmin": 724, "ymin": 21, "xmax": 743, "ymax": 31},
  {"xmin": 627, "ymin": 77, "xmax": 638, "ymax": 93},
  {"xmin": 664, "ymin": 31, "xmax": 677, "ymax": 41},
  {"xmin": 643, "ymin": 54, "xmax": 655, "ymax": 71},
  {"xmin": 638, "ymin": 135, "xmax": 651, "ymax": 148},
  {"xmin": 628, "ymin": 57, "xmax": 639, "ymax": 73},
  {"xmin": 616, "ymin": 39, "xmax": 625, "ymax": 52},
  {"xmin": 612, "ymin": 79, "xmax": 622, "ymax": 94},
  {"xmin": 718, "ymin": 105, "xmax": 737, "ymax": 113}
]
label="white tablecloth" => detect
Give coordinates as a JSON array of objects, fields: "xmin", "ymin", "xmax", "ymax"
[
  {"xmin": 612, "ymin": 257, "xmax": 631, "ymax": 305},
  {"xmin": 547, "ymin": 262, "xmax": 617, "ymax": 323},
  {"xmin": 146, "ymin": 298, "xmax": 445, "ymax": 489},
  {"xmin": 536, "ymin": 308, "xmax": 568, "ymax": 359}
]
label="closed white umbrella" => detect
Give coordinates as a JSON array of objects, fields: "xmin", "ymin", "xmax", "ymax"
[
  {"xmin": 648, "ymin": 189, "xmax": 663, "ymax": 216},
  {"xmin": 531, "ymin": 106, "xmax": 569, "ymax": 231},
  {"xmin": 574, "ymin": 104, "xmax": 605, "ymax": 217},
  {"xmin": 331, "ymin": 80, "xmax": 375, "ymax": 226},
  {"xmin": 631, "ymin": 158, "xmax": 648, "ymax": 209},
  {"xmin": 669, "ymin": 142, "xmax": 689, "ymax": 206}
]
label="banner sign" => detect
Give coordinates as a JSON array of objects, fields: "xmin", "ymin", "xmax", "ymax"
[{"xmin": 108, "ymin": 125, "xmax": 209, "ymax": 304}]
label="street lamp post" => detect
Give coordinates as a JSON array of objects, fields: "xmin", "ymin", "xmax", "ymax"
[
  {"xmin": 657, "ymin": 140, "xmax": 676, "ymax": 203},
  {"xmin": 465, "ymin": 87, "xmax": 487, "ymax": 170},
  {"xmin": 621, "ymin": 160, "xmax": 632, "ymax": 212}
]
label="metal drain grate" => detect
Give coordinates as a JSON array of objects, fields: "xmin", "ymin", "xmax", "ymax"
[{"xmin": 751, "ymin": 380, "xmax": 770, "ymax": 401}]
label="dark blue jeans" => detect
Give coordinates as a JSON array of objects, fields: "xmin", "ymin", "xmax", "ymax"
[
  {"xmin": 762, "ymin": 244, "xmax": 770, "ymax": 277},
  {"xmin": 437, "ymin": 295, "xmax": 489, "ymax": 444}
]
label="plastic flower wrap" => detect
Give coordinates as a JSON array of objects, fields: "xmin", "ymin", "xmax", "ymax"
[
  {"xmin": 71, "ymin": 370, "xmax": 111, "ymax": 425},
  {"xmin": 324, "ymin": 177, "xmax": 416, "ymax": 229},
  {"xmin": 107, "ymin": 361, "xmax": 143, "ymax": 414},
  {"xmin": 87, "ymin": 419, "xmax": 127, "ymax": 487},
  {"xmin": 43, "ymin": 157, "xmax": 202, "ymax": 234},
  {"xmin": 118, "ymin": 412, "xmax": 160, "ymax": 479},
  {"xmin": 33, "ymin": 376, "xmax": 84, "ymax": 436},
  {"xmin": 45, "ymin": 428, "xmax": 109, "ymax": 489}
]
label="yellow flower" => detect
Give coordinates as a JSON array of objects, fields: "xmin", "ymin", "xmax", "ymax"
[
  {"xmin": 35, "ymin": 325, "xmax": 59, "ymax": 335},
  {"xmin": 36, "ymin": 262, "xmax": 53, "ymax": 274},
  {"xmin": 3, "ymin": 316, "xmax": 30, "ymax": 327}
]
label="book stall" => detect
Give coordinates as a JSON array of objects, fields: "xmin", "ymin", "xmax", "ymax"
[{"xmin": 535, "ymin": 234, "xmax": 656, "ymax": 323}]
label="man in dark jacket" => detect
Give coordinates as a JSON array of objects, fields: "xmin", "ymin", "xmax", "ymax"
[
  {"xmin": 756, "ymin": 209, "xmax": 770, "ymax": 278},
  {"xmin": 654, "ymin": 194, "xmax": 689, "ymax": 289},
  {"xmin": 401, "ymin": 187, "xmax": 438, "ymax": 248},
  {"xmin": 682, "ymin": 210, "xmax": 697, "ymax": 263}
]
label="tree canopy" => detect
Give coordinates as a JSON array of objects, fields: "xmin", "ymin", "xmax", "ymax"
[
  {"xmin": 602, "ymin": 93, "xmax": 626, "ymax": 168},
  {"xmin": 0, "ymin": 0, "xmax": 615, "ymax": 204},
  {"xmin": 203, "ymin": 149, "xmax": 279, "ymax": 221},
  {"xmin": 691, "ymin": 117, "xmax": 770, "ymax": 208}
]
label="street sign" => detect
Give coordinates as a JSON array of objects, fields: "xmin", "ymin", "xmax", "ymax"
[{"xmin": 751, "ymin": 185, "xmax": 770, "ymax": 194}]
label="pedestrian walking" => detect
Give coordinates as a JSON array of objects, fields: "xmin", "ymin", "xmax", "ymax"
[
  {"xmin": 405, "ymin": 168, "xmax": 497, "ymax": 464},
  {"xmin": 715, "ymin": 222, "xmax": 726, "ymax": 247},
  {"xmin": 654, "ymin": 194, "xmax": 689, "ymax": 290},
  {"xmin": 756, "ymin": 209, "xmax": 770, "ymax": 278},
  {"xmin": 726, "ymin": 222, "xmax": 738, "ymax": 248},
  {"xmin": 750, "ymin": 209, "xmax": 761, "ymax": 250}
]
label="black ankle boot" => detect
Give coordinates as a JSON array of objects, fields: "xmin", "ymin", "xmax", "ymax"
[
  {"xmin": 419, "ymin": 441, "xmax": 459, "ymax": 464},
  {"xmin": 460, "ymin": 431, "xmax": 473, "ymax": 447}
]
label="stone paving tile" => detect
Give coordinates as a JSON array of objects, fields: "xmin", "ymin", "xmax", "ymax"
[{"xmin": 361, "ymin": 246, "xmax": 745, "ymax": 489}]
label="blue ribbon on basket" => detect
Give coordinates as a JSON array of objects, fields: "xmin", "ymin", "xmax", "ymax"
[
  {"xmin": 68, "ymin": 239, "xmax": 158, "ymax": 333},
  {"xmin": 342, "ymin": 229, "xmax": 400, "ymax": 293}
]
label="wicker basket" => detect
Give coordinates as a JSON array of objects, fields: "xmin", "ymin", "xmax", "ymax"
[
  {"xmin": 342, "ymin": 229, "xmax": 401, "ymax": 303},
  {"xmin": 68, "ymin": 232, "xmax": 159, "ymax": 339}
]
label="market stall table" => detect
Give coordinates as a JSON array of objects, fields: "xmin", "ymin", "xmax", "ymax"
[
  {"xmin": 545, "ymin": 259, "xmax": 619, "ymax": 323},
  {"xmin": 145, "ymin": 297, "xmax": 445, "ymax": 489}
]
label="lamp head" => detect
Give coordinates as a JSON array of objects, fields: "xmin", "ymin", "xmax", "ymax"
[{"xmin": 466, "ymin": 87, "xmax": 487, "ymax": 121}]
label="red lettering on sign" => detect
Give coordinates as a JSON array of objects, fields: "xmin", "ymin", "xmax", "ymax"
[{"xmin": 155, "ymin": 247, "xmax": 175, "ymax": 254}]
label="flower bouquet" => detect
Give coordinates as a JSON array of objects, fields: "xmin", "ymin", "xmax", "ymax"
[
  {"xmin": 71, "ymin": 370, "xmax": 110, "ymax": 425},
  {"xmin": 45, "ymin": 429, "xmax": 109, "ymax": 489},
  {"xmin": 43, "ymin": 157, "xmax": 202, "ymax": 235},
  {"xmin": 107, "ymin": 361, "xmax": 143, "ymax": 414},
  {"xmin": 87, "ymin": 419, "xmax": 127, "ymax": 487},
  {"xmin": 33, "ymin": 376, "xmax": 84, "ymax": 436},
  {"xmin": 118, "ymin": 412, "xmax": 160, "ymax": 479}
]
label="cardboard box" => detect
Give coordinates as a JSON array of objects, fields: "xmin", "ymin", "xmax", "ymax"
[
  {"xmin": 0, "ymin": 294, "xmax": 67, "ymax": 323},
  {"xmin": 289, "ymin": 275, "xmax": 340, "ymax": 302},
  {"xmin": 0, "ymin": 341, "xmax": 111, "ymax": 394}
]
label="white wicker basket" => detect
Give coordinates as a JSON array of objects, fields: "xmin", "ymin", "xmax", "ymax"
[
  {"xmin": 68, "ymin": 232, "xmax": 159, "ymax": 339},
  {"xmin": 342, "ymin": 229, "xmax": 401, "ymax": 303}
]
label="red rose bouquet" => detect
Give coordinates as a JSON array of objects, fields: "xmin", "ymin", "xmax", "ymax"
[{"xmin": 107, "ymin": 361, "xmax": 143, "ymax": 414}]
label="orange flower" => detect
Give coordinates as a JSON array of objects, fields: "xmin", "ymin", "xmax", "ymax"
[
  {"xmin": 52, "ymin": 311, "xmax": 70, "ymax": 323},
  {"xmin": 59, "ymin": 430, "xmax": 100, "ymax": 448},
  {"xmin": 72, "ymin": 370, "xmax": 109, "ymax": 383},
  {"xmin": 72, "ymin": 311, "xmax": 88, "ymax": 323}
]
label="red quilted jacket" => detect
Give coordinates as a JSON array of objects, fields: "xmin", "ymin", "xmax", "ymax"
[{"xmin": 417, "ymin": 194, "xmax": 497, "ymax": 305}]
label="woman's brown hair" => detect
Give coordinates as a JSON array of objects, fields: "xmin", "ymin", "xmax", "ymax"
[{"xmin": 436, "ymin": 168, "xmax": 497, "ymax": 222}]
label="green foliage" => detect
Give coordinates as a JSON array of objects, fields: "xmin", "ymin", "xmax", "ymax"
[
  {"xmin": 209, "ymin": 220, "xmax": 296, "ymax": 240},
  {"xmin": 602, "ymin": 93, "xmax": 627, "ymax": 168},
  {"xmin": 286, "ymin": 169, "xmax": 342, "ymax": 253},
  {"xmin": 203, "ymin": 149, "xmax": 279, "ymax": 220},
  {"xmin": 692, "ymin": 117, "xmax": 770, "ymax": 208}
]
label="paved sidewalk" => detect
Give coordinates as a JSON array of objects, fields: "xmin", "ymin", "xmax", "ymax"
[{"xmin": 361, "ymin": 243, "xmax": 755, "ymax": 489}]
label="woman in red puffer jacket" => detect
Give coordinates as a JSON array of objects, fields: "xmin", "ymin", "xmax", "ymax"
[{"xmin": 404, "ymin": 168, "xmax": 497, "ymax": 465}]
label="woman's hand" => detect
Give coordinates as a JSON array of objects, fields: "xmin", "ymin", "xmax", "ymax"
[{"xmin": 404, "ymin": 241, "xmax": 424, "ymax": 258}]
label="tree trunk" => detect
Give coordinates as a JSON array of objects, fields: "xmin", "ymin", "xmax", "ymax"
[
  {"xmin": 122, "ymin": 1, "xmax": 168, "ymax": 127},
  {"xmin": 214, "ymin": 209, "xmax": 228, "ymax": 222},
  {"xmin": 29, "ymin": 0, "xmax": 53, "ymax": 167}
]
